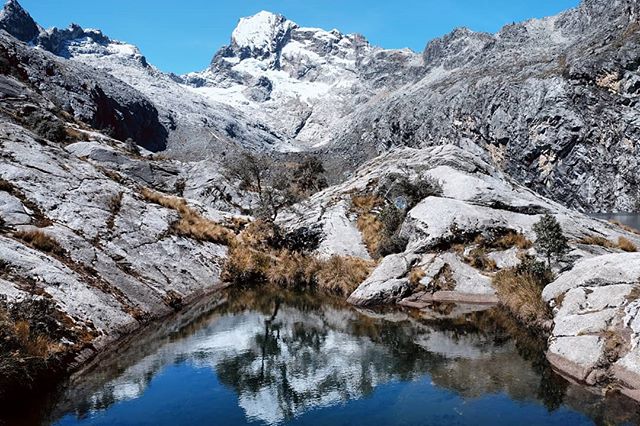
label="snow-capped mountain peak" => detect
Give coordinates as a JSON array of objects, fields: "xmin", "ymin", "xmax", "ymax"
[{"xmin": 231, "ymin": 11, "xmax": 297, "ymax": 57}]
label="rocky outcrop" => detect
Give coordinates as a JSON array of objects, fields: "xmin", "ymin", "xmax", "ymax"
[
  {"xmin": 285, "ymin": 145, "xmax": 640, "ymax": 309},
  {"xmin": 0, "ymin": 0, "xmax": 39, "ymax": 43},
  {"xmin": 1, "ymin": 0, "xmax": 638, "ymax": 211},
  {"xmin": 0, "ymin": 116, "xmax": 235, "ymax": 387},
  {"xmin": 347, "ymin": 253, "xmax": 418, "ymax": 306},
  {"xmin": 0, "ymin": 31, "xmax": 168, "ymax": 151},
  {"xmin": 542, "ymin": 253, "xmax": 640, "ymax": 400}
]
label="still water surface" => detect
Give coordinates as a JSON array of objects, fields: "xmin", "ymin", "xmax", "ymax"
[
  {"xmin": 591, "ymin": 213, "xmax": 640, "ymax": 231},
  {"xmin": 10, "ymin": 290, "xmax": 640, "ymax": 426}
]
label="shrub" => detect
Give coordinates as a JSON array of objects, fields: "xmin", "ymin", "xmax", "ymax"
[
  {"xmin": 376, "ymin": 204, "xmax": 409, "ymax": 257},
  {"xmin": 267, "ymin": 224, "xmax": 324, "ymax": 254},
  {"xmin": 377, "ymin": 234, "xmax": 409, "ymax": 258},
  {"xmin": 292, "ymin": 156, "xmax": 328, "ymax": 195},
  {"xmin": 515, "ymin": 255, "xmax": 555, "ymax": 285},
  {"xmin": 223, "ymin": 152, "xmax": 303, "ymax": 222},
  {"xmin": 377, "ymin": 172, "xmax": 443, "ymax": 210},
  {"xmin": 14, "ymin": 230, "xmax": 65, "ymax": 256},
  {"xmin": 24, "ymin": 112, "xmax": 66, "ymax": 143},
  {"xmin": 618, "ymin": 236, "xmax": 638, "ymax": 252},
  {"xmin": 533, "ymin": 214, "xmax": 570, "ymax": 266},
  {"xmin": 379, "ymin": 204, "xmax": 405, "ymax": 236},
  {"xmin": 465, "ymin": 247, "xmax": 497, "ymax": 272}
]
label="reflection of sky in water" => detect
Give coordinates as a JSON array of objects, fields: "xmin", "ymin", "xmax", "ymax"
[{"xmin": 47, "ymin": 296, "xmax": 637, "ymax": 426}]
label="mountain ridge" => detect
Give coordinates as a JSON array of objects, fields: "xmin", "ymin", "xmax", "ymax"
[{"xmin": 0, "ymin": 0, "xmax": 638, "ymax": 211}]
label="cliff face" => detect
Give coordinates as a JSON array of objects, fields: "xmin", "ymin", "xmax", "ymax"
[{"xmin": 323, "ymin": 0, "xmax": 640, "ymax": 212}]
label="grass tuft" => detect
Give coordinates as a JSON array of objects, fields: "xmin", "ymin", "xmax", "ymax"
[
  {"xmin": 493, "ymin": 231, "xmax": 533, "ymax": 250},
  {"xmin": 493, "ymin": 268, "xmax": 551, "ymax": 328},
  {"xmin": 316, "ymin": 256, "xmax": 374, "ymax": 296},
  {"xmin": 141, "ymin": 188, "xmax": 234, "ymax": 245},
  {"xmin": 350, "ymin": 194, "xmax": 385, "ymax": 257},
  {"xmin": 618, "ymin": 236, "xmax": 637, "ymax": 252},
  {"xmin": 222, "ymin": 220, "xmax": 373, "ymax": 296},
  {"xmin": 14, "ymin": 230, "xmax": 65, "ymax": 256}
]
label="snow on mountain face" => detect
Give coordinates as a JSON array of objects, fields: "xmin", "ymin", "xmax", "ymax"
[
  {"xmin": 0, "ymin": 2, "xmax": 421, "ymax": 153},
  {"xmin": 230, "ymin": 10, "xmax": 297, "ymax": 62},
  {"xmin": 38, "ymin": 24, "xmax": 148, "ymax": 69},
  {"xmin": 185, "ymin": 11, "xmax": 421, "ymax": 148}
]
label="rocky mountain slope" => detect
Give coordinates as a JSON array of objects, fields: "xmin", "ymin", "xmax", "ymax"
[
  {"xmin": 1, "ymin": 0, "xmax": 638, "ymax": 211},
  {"xmin": 324, "ymin": 0, "xmax": 640, "ymax": 212}
]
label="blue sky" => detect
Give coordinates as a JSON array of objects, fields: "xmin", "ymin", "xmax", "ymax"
[{"xmin": 19, "ymin": 0, "xmax": 580, "ymax": 74}]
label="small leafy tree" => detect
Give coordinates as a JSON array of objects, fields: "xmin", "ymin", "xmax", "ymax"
[
  {"xmin": 224, "ymin": 152, "xmax": 300, "ymax": 222},
  {"xmin": 533, "ymin": 213, "xmax": 569, "ymax": 266},
  {"xmin": 293, "ymin": 156, "xmax": 328, "ymax": 195}
]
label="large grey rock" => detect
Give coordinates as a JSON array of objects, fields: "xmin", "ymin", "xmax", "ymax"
[
  {"xmin": 0, "ymin": 121, "xmax": 232, "ymax": 366},
  {"xmin": 0, "ymin": 190, "xmax": 29, "ymax": 225},
  {"xmin": 543, "ymin": 252, "xmax": 640, "ymax": 397},
  {"xmin": 347, "ymin": 253, "xmax": 418, "ymax": 306},
  {"xmin": 543, "ymin": 253, "xmax": 640, "ymax": 301},
  {"xmin": 323, "ymin": 0, "xmax": 640, "ymax": 212}
]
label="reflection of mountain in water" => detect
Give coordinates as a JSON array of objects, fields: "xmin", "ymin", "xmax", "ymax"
[{"xmin": 41, "ymin": 291, "xmax": 640, "ymax": 426}]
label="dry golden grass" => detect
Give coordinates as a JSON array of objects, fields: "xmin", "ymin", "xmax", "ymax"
[
  {"xmin": 14, "ymin": 320, "xmax": 61, "ymax": 358},
  {"xmin": 222, "ymin": 221, "xmax": 373, "ymax": 296},
  {"xmin": 465, "ymin": 247, "xmax": 498, "ymax": 272},
  {"xmin": 14, "ymin": 229, "xmax": 65, "ymax": 256},
  {"xmin": 64, "ymin": 127, "xmax": 89, "ymax": 142},
  {"xmin": 618, "ymin": 236, "xmax": 638, "ymax": 252},
  {"xmin": 627, "ymin": 286, "xmax": 640, "ymax": 302},
  {"xmin": 222, "ymin": 216, "xmax": 251, "ymax": 233},
  {"xmin": 610, "ymin": 220, "xmax": 640, "ymax": 235},
  {"xmin": 266, "ymin": 250, "xmax": 319, "ymax": 288},
  {"xmin": 579, "ymin": 234, "xmax": 638, "ymax": 252},
  {"xmin": 431, "ymin": 263, "xmax": 456, "ymax": 292},
  {"xmin": 141, "ymin": 187, "xmax": 234, "ymax": 245},
  {"xmin": 316, "ymin": 256, "xmax": 374, "ymax": 296},
  {"xmin": 579, "ymin": 235, "xmax": 616, "ymax": 248},
  {"xmin": 493, "ymin": 269, "xmax": 551, "ymax": 328},
  {"xmin": 602, "ymin": 329, "xmax": 627, "ymax": 364},
  {"xmin": 408, "ymin": 267, "xmax": 426, "ymax": 287},
  {"xmin": 350, "ymin": 194, "xmax": 384, "ymax": 257},
  {"xmin": 493, "ymin": 231, "xmax": 533, "ymax": 250},
  {"xmin": 222, "ymin": 244, "xmax": 273, "ymax": 285},
  {"xmin": 1, "ymin": 309, "xmax": 62, "ymax": 359}
]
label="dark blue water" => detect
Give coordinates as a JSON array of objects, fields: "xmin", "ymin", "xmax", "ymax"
[
  {"xmin": 12, "ymin": 291, "xmax": 640, "ymax": 426},
  {"xmin": 591, "ymin": 213, "xmax": 640, "ymax": 231}
]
